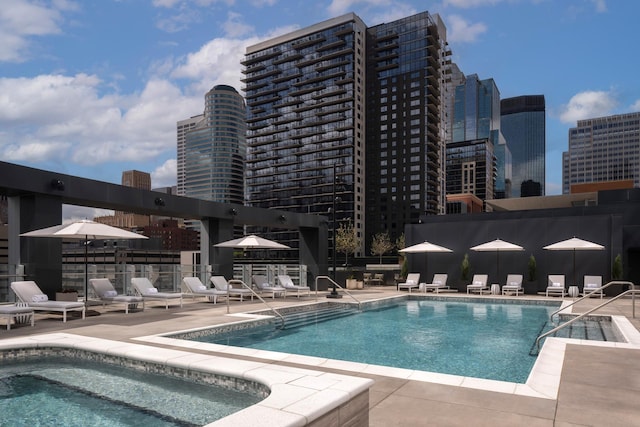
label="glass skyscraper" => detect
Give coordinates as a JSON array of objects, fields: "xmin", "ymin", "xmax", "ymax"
[
  {"xmin": 243, "ymin": 11, "xmax": 450, "ymax": 253},
  {"xmin": 180, "ymin": 85, "xmax": 246, "ymax": 204},
  {"xmin": 500, "ymin": 95, "xmax": 546, "ymax": 197}
]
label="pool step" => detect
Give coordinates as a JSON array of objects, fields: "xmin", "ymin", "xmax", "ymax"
[
  {"xmin": 547, "ymin": 318, "xmax": 613, "ymax": 341},
  {"xmin": 281, "ymin": 306, "xmax": 357, "ymax": 329}
]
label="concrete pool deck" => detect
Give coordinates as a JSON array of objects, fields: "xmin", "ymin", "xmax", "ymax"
[{"xmin": 2, "ymin": 287, "xmax": 640, "ymax": 426}]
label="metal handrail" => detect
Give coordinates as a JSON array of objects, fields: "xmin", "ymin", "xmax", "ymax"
[
  {"xmin": 549, "ymin": 280, "xmax": 635, "ymax": 321},
  {"xmin": 534, "ymin": 286, "xmax": 639, "ymax": 353},
  {"xmin": 315, "ymin": 275, "xmax": 362, "ymax": 310},
  {"xmin": 228, "ymin": 279, "xmax": 285, "ymax": 328}
]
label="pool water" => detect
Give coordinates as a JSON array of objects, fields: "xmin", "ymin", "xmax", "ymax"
[
  {"xmin": 0, "ymin": 358, "xmax": 262, "ymax": 427},
  {"xmin": 195, "ymin": 300, "xmax": 557, "ymax": 383}
]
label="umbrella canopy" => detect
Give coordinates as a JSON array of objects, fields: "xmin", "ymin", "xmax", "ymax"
[
  {"xmin": 20, "ymin": 220, "xmax": 148, "ymax": 305},
  {"xmin": 470, "ymin": 238, "xmax": 524, "ymax": 281},
  {"xmin": 399, "ymin": 241, "xmax": 453, "ymax": 254},
  {"xmin": 543, "ymin": 237, "xmax": 605, "ymax": 286},
  {"xmin": 214, "ymin": 234, "xmax": 290, "ymax": 249}
]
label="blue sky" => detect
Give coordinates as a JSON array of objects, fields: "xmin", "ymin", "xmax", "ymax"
[{"xmin": 1, "ymin": 0, "xmax": 638, "ymax": 219}]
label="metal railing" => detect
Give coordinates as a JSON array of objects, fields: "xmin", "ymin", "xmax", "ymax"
[
  {"xmin": 315, "ymin": 275, "xmax": 361, "ymax": 310},
  {"xmin": 227, "ymin": 279, "xmax": 285, "ymax": 327},
  {"xmin": 549, "ymin": 281, "xmax": 635, "ymax": 321},
  {"xmin": 534, "ymin": 282, "xmax": 637, "ymax": 353}
]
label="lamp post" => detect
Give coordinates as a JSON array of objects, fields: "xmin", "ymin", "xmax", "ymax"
[{"xmin": 327, "ymin": 163, "xmax": 342, "ymax": 298}]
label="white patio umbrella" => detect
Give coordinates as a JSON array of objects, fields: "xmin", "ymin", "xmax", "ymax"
[
  {"xmin": 543, "ymin": 237, "xmax": 605, "ymax": 286},
  {"xmin": 470, "ymin": 238, "xmax": 524, "ymax": 281},
  {"xmin": 20, "ymin": 219, "xmax": 148, "ymax": 306},
  {"xmin": 213, "ymin": 234, "xmax": 291, "ymax": 249},
  {"xmin": 399, "ymin": 241, "xmax": 452, "ymax": 277}
]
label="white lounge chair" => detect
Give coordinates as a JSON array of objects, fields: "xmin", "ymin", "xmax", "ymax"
[
  {"xmin": 398, "ymin": 273, "xmax": 420, "ymax": 293},
  {"xmin": 10, "ymin": 280, "xmax": 85, "ymax": 323},
  {"xmin": 466, "ymin": 274, "xmax": 489, "ymax": 294},
  {"xmin": 422, "ymin": 274, "xmax": 449, "ymax": 293},
  {"xmin": 89, "ymin": 278, "xmax": 144, "ymax": 314},
  {"xmin": 210, "ymin": 276, "xmax": 254, "ymax": 301},
  {"xmin": 582, "ymin": 275, "xmax": 604, "ymax": 298},
  {"xmin": 546, "ymin": 275, "xmax": 566, "ymax": 297},
  {"xmin": 181, "ymin": 276, "xmax": 227, "ymax": 303},
  {"xmin": 277, "ymin": 275, "xmax": 311, "ymax": 298},
  {"xmin": 131, "ymin": 277, "xmax": 183, "ymax": 309},
  {"xmin": 501, "ymin": 274, "xmax": 524, "ymax": 296},
  {"xmin": 0, "ymin": 303, "xmax": 34, "ymax": 330},
  {"xmin": 252, "ymin": 275, "xmax": 286, "ymax": 298}
]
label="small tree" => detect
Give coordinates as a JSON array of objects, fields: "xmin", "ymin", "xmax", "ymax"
[
  {"xmin": 461, "ymin": 253, "xmax": 470, "ymax": 281},
  {"xmin": 371, "ymin": 232, "xmax": 394, "ymax": 263},
  {"xmin": 527, "ymin": 255, "xmax": 537, "ymax": 282},
  {"xmin": 395, "ymin": 233, "xmax": 406, "ymax": 253},
  {"xmin": 335, "ymin": 218, "xmax": 359, "ymax": 266},
  {"xmin": 612, "ymin": 253, "xmax": 623, "ymax": 280}
]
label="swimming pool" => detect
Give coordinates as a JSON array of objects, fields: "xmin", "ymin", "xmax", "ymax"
[{"xmin": 183, "ymin": 298, "xmax": 559, "ymax": 383}]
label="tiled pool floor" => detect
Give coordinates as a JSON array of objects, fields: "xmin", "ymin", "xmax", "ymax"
[{"xmin": 3, "ymin": 288, "xmax": 640, "ymax": 426}]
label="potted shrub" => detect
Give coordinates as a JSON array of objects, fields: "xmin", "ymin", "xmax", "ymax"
[
  {"xmin": 458, "ymin": 253, "xmax": 470, "ymax": 292},
  {"xmin": 524, "ymin": 254, "xmax": 538, "ymax": 294}
]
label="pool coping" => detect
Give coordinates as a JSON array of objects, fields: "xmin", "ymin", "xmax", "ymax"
[
  {"xmin": 134, "ymin": 295, "xmax": 640, "ymax": 401},
  {"xmin": 0, "ymin": 332, "xmax": 373, "ymax": 427}
]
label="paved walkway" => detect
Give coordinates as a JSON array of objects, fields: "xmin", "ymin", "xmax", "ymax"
[{"xmin": 2, "ymin": 288, "xmax": 640, "ymax": 426}]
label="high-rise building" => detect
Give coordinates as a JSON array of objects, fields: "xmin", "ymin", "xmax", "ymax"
[
  {"xmin": 243, "ymin": 11, "xmax": 450, "ymax": 253},
  {"xmin": 500, "ymin": 95, "xmax": 546, "ymax": 197},
  {"xmin": 176, "ymin": 114, "xmax": 204, "ymax": 197},
  {"xmin": 122, "ymin": 170, "xmax": 151, "ymax": 190},
  {"xmin": 365, "ymin": 12, "xmax": 450, "ymax": 245},
  {"xmin": 447, "ymin": 74, "xmax": 505, "ymax": 204},
  {"xmin": 95, "ymin": 170, "xmax": 151, "ymax": 228},
  {"xmin": 563, "ymin": 111, "xmax": 640, "ymax": 194},
  {"xmin": 179, "ymin": 85, "xmax": 246, "ymax": 204}
]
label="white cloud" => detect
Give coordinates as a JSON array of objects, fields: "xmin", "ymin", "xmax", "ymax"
[
  {"xmin": 443, "ymin": 0, "xmax": 504, "ymax": 8},
  {"xmin": 222, "ymin": 11, "xmax": 254, "ymax": 38},
  {"xmin": 152, "ymin": 159, "xmax": 178, "ymax": 188},
  {"xmin": 0, "ymin": 0, "xmax": 77, "ymax": 62},
  {"xmin": 592, "ymin": 0, "xmax": 607, "ymax": 13},
  {"xmin": 559, "ymin": 90, "xmax": 617, "ymax": 124},
  {"xmin": 446, "ymin": 14, "xmax": 487, "ymax": 43},
  {"xmin": 631, "ymin": 99, "xmax": 640, "ymax": 112}
]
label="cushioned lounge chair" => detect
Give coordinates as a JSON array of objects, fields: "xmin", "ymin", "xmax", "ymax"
[
  {"xmin": 0, "ymin": 303, "xmax": 34, "ymax": 330},
  {"xmin": 277, "ymin": 275, "xmax": 311, "ymax": 298},
  {"xmin": 422, "ymin": 274, "xmax": 449, "ymax": 293},
  {"xmin": 501, "ymin": 274, "xmax": 524, "ymax": 296},
  {"xmin": 89, "ymin": 278, "xmax": 144, "ymax": 314},
  {"xmin": 251, "ymin": 275, "xmax": 286, "ymax": 298},
  {"xmin": 131, "ymin": 277, "xmax": 183, "ymax": 309},
  {"xmin": 210, "ymin": 276, "xmax": 254, "ymax": 301},
  {"xmin": 582, "ymin": 275, "xmax": 604, "ymax": 298},
  {"xmin": 181, "ymin": 276, "xmax": 227, "ymax": 303},
  {"xmin": 466, "ymin": 274, "xmax": 489, "ymax": 294},
  {"xmin": 398, "ymin": 273, "xmax": 420, "ymax": 293},
  {"xmin": 546, "ymin": 275, "xmax": 566, "ymax": 297},
  {"xmin": 10, "ymin": 280, "xmax": 85, "ymax": 323}
]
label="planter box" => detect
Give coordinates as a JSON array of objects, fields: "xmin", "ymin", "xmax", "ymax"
[
  {"xmin": 346, "ymin": 279, "xmax": 358, "ymax": 289},
  {"xmin": 56, "ymin": 292, "xmax": 78, "ymax": 302}
]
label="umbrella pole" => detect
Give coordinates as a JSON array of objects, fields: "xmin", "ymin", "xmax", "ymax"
[{"xmin": 84, "ymin": 235, "xmax": 88, "ymax": 308}]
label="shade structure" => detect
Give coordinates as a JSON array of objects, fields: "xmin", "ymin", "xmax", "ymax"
[
  {"xmin": 543, "ymin": 237, "xmax": 605, "ymax": 286},
  {"xmin": 214, "ymin": 234, "xmax": 290, "ymax": 250},
  {"xmin": 399, "ymin": 241, "xmax": 452, "ymax": 277},
  {"xmin": 20, "ymin": 220, "xmax": 148, "ymax": 306},
  {"xmin": 470, "ymin": 239, "xmax": 524, "ymax": 281}
]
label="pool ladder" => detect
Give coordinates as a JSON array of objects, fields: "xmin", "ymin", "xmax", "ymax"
[{"xmin": 533, "ymin": 281, "xmax": 636, "ymax": 353}]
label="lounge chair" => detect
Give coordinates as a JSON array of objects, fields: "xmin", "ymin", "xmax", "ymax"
[
  {"xmin": 422, "ymin": 274, "xmax": 449, "ymax": 293},
  {"xmin": 398, "ymin": 273, "xmax": 420, "ymax": 293},
  {"xmin": 277, "ymin": 275, "xmax": 311, "ymax": 298},
  {"xmin": 251, "ymin": 275, "xmax": 286, "ymax": 298},
  {"xmin": 0, "ymin": 303, "xmax": 34, "ymax": 330},
  {"xmin": 181, "ymin": 276, "xmax": 228, "ymax": 303},
  {"xmin": 10, "ymin": 280, "xmax": 85, "ymax": 323},
  {"xmin": 582, "ymin": 275, "xmax": 604, "ymax": 298},
  {"xmin": 501, "ymin": 274, "xmax": 524, "ymax": 296},
  {"xmin": 131, "ymin": 277, "xmax": 183, "ymax": 309},
  {"xmin": 546, "ymin": 275, "xmax": 566, "ymax": 297},
  {"xmin": 466, "ymin": 274, "xmax": 489, "ymax": 294},
  {"xmin": 210, "ymin": 276, "xmax": 254, "ymax": 301},
  {"xmin": 89, "ymin": 278, "xmax": 144, "ymax": 314}
]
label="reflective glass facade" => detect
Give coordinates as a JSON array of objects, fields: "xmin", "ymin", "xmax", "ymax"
[
  {"xmin": 446, "ymin": 139, "xmax": 495, "ymax": 202},
  {"xmin": 183, "ymin": 85, "xmax": 246, "ymax": 204},
  {"xmin": 365, "ymin": 12, "xmax": 450, "ymax": 247},
  {"xmin": 500, "ymin": 95, "xmax": 545, "ymax": 197},
  {"xmin": 563, "ymin": 112, "xmax": 640, "ymax": 194}
]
